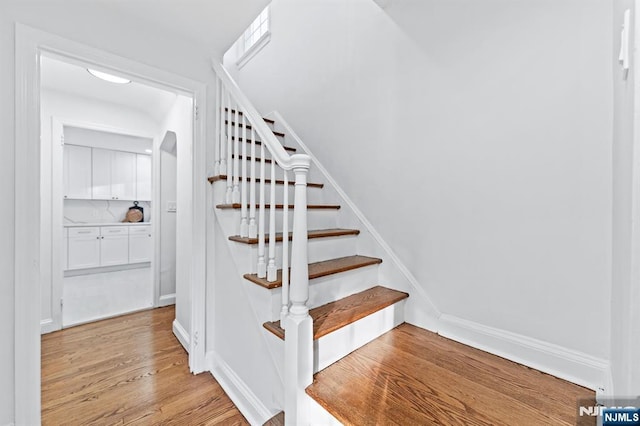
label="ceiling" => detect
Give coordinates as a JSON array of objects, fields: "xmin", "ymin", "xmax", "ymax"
[
  {"xmin": 105, "ymin": 0, "xmax": 271, "ymax": 54},
  {"xmin": 41, "ymin": 56, "xmax": 178, "ymax": 124}
]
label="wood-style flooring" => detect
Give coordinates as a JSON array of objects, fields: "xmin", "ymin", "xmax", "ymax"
[
  {"xmin": 307, "ymin": 323, "xmax": 596, "ymax": 426},
  {"xmin": 41, "ymin": 306, "xmax": 248, "ymax": 425}
]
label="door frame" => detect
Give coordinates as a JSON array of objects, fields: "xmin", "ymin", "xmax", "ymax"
[{"xmin": 15, "ymin": 24, "xmax": 208, "ymax": 425}]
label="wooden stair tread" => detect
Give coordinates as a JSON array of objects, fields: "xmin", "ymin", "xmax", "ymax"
[
  {"xmin": 224, "ymin": 108, "xmax": 275, "ymax": 124},
  {"xmin": 305, "ymin": 323, "xmax": 594, "ymax": 425},
  {"xmin": 230, "ymin": 228, "xmax": 359, "ymax": 245},
  {"xmin": 208, "ymin": 174, "xmax": 324, "ymax": 188},
  {"xmin": 230, "ymin": 136, "xmax": 296, "ymax": 152},
  {"xmin": 263, "ymin": 286, "xmax": 406, "ymax": 340},
  {"xmin": 245, "ymin": 254, "xmax": 379, "ymax": 289},
  {"xmin": 216, "ymin": 203, "xmax": 340, "ymax": 210},
  {"xmin": 225, "ymin": 120, "xmax": 285, "ymax": 137}
]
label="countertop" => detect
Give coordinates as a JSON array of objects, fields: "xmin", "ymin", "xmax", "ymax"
[{"xmin": 64, "ymin": 222, "xmax": 151, "ymax": 227}]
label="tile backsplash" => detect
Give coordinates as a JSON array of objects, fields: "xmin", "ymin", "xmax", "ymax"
[{"xmin": 64, "ymin": 199, "xmax": 152, "ymax": 224}]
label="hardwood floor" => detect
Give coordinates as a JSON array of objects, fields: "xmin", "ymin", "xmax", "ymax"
[
  {"xmin": 307, "ymin": 323, "xmax": 596, "ymax": 426},
  {"xmin": 41, "ymin": 306, "xmax": 248, "ymax": 425}
]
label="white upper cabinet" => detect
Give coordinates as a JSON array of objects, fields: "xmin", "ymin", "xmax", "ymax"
[
  {"xmin": 92, "ymin": 148, "xmax": 137, "ymax": 200},
  {"xmin": 63, "ymin": 145, "xmax": 92, "ymax": 199},
  {"xmin": 136, "ymin": 154, "xmax": 152, "ymax": 201},
  {"xmin": 111, "ymin": 151, "xmax": 137, "ymax": 201}
]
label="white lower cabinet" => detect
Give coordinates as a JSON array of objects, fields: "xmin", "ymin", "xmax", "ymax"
[
  {"xmin": 100, "ymin": 226, "xmax": 129, "ymax": 266},
  {"xmin": 129, "ymin": 226, "xmax": 152, "ymax": 263},
  {"xmin": 65, "ymin": 225, "xmax": 151, "ymax": 271},
  {"xmin": 67, "ymin": 227, "xmax": 101, "ymax": 270}
]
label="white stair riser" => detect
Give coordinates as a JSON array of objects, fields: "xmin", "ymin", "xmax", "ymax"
[
  {"xmin": 266, "ymin": 266, "xmax": 379, "ymax": 320},
  {"xmin": 215, "ymin": 208, "xmax": 339, "ymax": 236},
  {"xmin": 314, "ymin": 301, "xmax": 405, "ymax": 373},
  {"xmin": 213, "ymin": 181, "xmax": 327, "ymax": 205},
  {"xmin": 245, "ymin": 236, "xmax": 359, "ymax": 273}
]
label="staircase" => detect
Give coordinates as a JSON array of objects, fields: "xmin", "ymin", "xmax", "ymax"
[{"xmin": 211, "ymin": 62, "xmax": 414, "ymax": 425}]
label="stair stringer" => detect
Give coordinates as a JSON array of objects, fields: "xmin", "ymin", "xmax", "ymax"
[
  {"xmin": 267, "ymin": 111, "xmax": 442, "ymax": 332},
  {"xmin": 208, "ymin": 211, "xmax": 285, "ymax": 423}
]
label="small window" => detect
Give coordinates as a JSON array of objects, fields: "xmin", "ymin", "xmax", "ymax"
[{"xmin": 236, "ymin": 7, "xmax": 271, "ymax": 68}]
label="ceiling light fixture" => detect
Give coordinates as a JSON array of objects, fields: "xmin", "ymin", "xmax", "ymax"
[
  {"xmin": 145, "ymin": 149, "xmax": 153, "ymax": 154},
  {"xmin": 87, "ymin": 69, "xmax": 131, "ymax": 84}
]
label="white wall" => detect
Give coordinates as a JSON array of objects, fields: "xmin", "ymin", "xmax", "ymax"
[
  {"xmin": 225, "ymin": 0, "xmax": 613, "ymax": 367},
  {"xmin": 159, "ymin": 149, "xmax": 177, "ymax": 304},
  {"xmin": 157, "ymin": 95, "xmax": 193, "ymax": 332}
]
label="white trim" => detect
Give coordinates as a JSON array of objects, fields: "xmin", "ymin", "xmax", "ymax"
[
  {"xmin": 158, "ymin": 293, "xmax": 176, "ymax": 307},
  {"xmin": 15, "ymin": 23, "xmax": 208, "ymax": 423},
  {"xmin": 438, "ymin": 314, "xmax": 609, "ymax": 391},
  {"xmin": 209, "ymin": 351, "xmax": 279, "ymax": 425},
  {"xmin": 15, "ymin": 23, "xmax": 43, "ymax": 426},
  {"xmin": 268, "ymin": 111, "xmax": 442, "ymax": 330},
  {"xmin": 237, "ymin": 32, "xmax": 271, "ymax": 69},
  {"xmin": 172, "ymin": 319, "xmax": 191, "ymax": 352},
  {"xmin": 65, "ymin": 307, "xmax": 153, "ymax": 329},
  {"xmin": 40, "ymin": 319, "xmax": 57, "ymax": 335}
]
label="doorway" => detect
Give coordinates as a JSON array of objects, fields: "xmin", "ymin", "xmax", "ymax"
[
  {"xmin": 15, "ymin": 24, "xmax": 208, "ymax": 425},
  {"xmin": 40, "ymin": 54, "xmax": 180, "ymax": 332}
]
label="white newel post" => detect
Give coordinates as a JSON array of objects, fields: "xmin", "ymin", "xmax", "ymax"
[{"xmin": 284, "ymin": 154, "xmax": 313, "ymax": 426}]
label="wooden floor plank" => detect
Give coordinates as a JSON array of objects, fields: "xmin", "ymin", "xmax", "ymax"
[
  {"xmin": 245, "ymin": 254, "xmax": 380, "ymax": 289},
  {"xmin": 41, "ymin": 306, "xmax": 249, "ymax": 425},
  {"xmin": 306, "ymin": 323, "xmax": 595, "ymax": 426},
  {"xmin": 263, "ymin": 286, "xmax": 408, "ymax": 340}
]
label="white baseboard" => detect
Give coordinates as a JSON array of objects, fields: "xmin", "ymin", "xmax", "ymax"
[
  {"xmin": 158, "ymin": 293, "xmax": 176, "ymax": 307},
  {"xmin": 439, "ymin": 314, "xmax": 608, "ymax": 391},
  {"xmin": 172, "ymin": 319, "xmax": 190, "ymax": 353},
  {"xmin": 40, "ymin": 318, "xmax": 58, "ymax": 335},
  {"xmin": 208, "ymin": 351, "xmax": 278, "ymax": 425}
]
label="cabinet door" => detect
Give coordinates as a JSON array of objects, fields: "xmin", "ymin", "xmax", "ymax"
[
  {"xmin": 100, "ymin": 227, "xmax": 129, "ymax": 266},
  {"xmin": 92, "ymin": 148, "xmax": 112, "ymax": 200},
  {"xmin": 63, "ymin": 145, "xmax": 92, "ymax": 199},
  {"xmin": 136, "ymin": 154, "xmax": 152, "ymax": 201},
  {"xmin": 67, "ymin": 227, "xmax": 100, "ymax": 270},
  {"xmin": 111, "ymin": 151, "xmax": 137, "ymax": 201},
  {"xmin": 129, "ymin": 226, "xmax": 152, "ymax": 263}
]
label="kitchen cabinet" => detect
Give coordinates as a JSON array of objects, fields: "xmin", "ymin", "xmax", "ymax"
[
  {"xmin": 99, "ymin": 226, "xmax": 129, "ymax": 266},
  {"xmin": 129, "ymin": 225, "xmax": 152, "ymax": 263},
  {"xmin": 63, "ymin": 145, "xmax": 92, "ymax": 199},
  {"xmin": 67, "ymin": 227, "xmax": 100, "ymax": 270},
  {"xmin": 65, "ymin": 225, "xmax": 152, "ymax": 271},
  {"xmin": 136, "ymin": 154, "xmax": 152, "ymax": 201},
  {"xmin": 92, "ymin": 148, "xmax": 137, "ymax": 200}
]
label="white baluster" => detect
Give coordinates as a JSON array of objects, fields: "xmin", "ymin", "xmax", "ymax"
[
  {"xmin": 267, "ymin": 160, "xmax": 277, "ymax": 282},
  {"xmin": 249, "ymin": 127, "xmax": 257, "ymax": 238},
  {"xmin": 219, "ymin": 87, "xmax": 227, "ymax": 175},
  {"xmin": 257, "ymin": 143, "xmax": 266, "ymax": 278},
  {"xmin": 281, "ymin": 170, "xmax": 289, "ymax": 323},
  {"xmin": 240, "ymin": 112, "xmax": 248, "ymax": 237},
  {"xmin": 283, "ymin": 155, "xmax": 312, "ymax": 425},
  {"xmin": 214, "ymin": 78, "xmax": 221, "ymax": 176},
  {"xmin": 232, "ymin": 108, "xmax": 240, "ymax": 204},
  {"xmin": 225, "ymin": 95, "xmax": 233, "ymax": 203}
]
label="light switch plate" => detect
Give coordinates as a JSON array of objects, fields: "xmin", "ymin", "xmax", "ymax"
[{"xmin": 167, "ymin": 201, "xmax": 177, "ymax": 212}]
